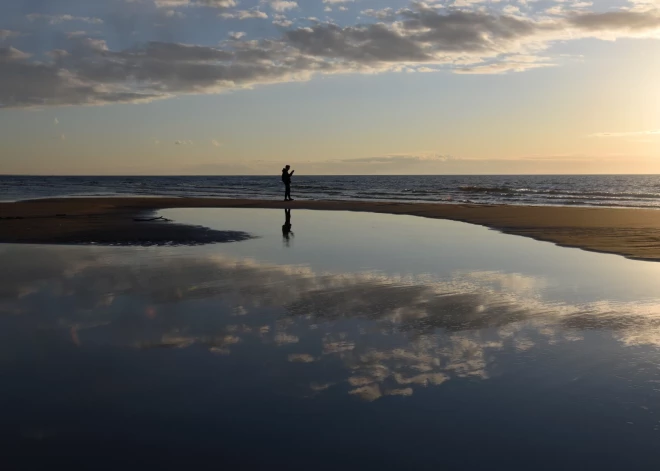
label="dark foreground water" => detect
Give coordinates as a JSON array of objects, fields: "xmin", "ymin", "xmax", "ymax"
[
  {"xmin": 5, "ymin": 174, "xmax": 660, "ymax": 208},
  {"xmin": 2, "ymin": 209, "xmax": 660, "ymax": 469}
]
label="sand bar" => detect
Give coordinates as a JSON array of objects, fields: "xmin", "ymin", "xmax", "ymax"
[{"xmin": 2, "ymin": 197, "xmax": 660, "ymax": 260}]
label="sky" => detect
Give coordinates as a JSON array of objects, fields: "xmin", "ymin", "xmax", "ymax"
[{"xmin": 1, "ymin": 0, "xmax": 660, "ymax": 175}]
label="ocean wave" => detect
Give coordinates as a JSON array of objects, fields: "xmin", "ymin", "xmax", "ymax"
[
  {"xmin": 294, "ymin": 184, "xmax": 339, "ymax": 191},
  {"xmin": 459, "ymin": 186, "xmax": 517, "ymax": 194},
  {"xmin": 349, "ymin": 193, "xmax": 456, "ymax": 203},
  {"xmin": 459, "ymin": 185, "xmax": 660, "ymax": 199},
  {"xmin": 402, "ymin": 189, "xmax": 445, "ymax": 195},
  {"xmin": 5, "ymin": 175, "xmax": 660, "ymax": 209}
]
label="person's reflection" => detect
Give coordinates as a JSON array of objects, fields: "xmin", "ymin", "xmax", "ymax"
[{"xmin": 282, "ymin": 209, "xmax": 294, "ymax": 246}]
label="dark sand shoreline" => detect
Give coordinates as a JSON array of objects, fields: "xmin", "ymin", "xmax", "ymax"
[{"xmin": 2, "ymin": 197, "xmax": 660, "ymax": 260}]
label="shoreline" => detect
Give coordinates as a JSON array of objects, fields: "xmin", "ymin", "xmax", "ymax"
[{"xmin": 2, "ymin": 197, "xmax": 660, "ymax": 261}]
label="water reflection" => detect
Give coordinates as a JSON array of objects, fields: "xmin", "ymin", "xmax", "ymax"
[
  {"xmin": 2, "ymin": 245, "xmax": 660, "ymax": 402},
  {"xmin": 282, "ymin": 208, "xmax": 294, "ymax": 246}
]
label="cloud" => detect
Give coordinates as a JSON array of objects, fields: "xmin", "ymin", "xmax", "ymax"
[
  {"xmin": 4, "ymin": 4, "xmax": 660, "ymax": 108},
  {"xmin": 361, "ymin": 8, "xmax": 396, "ymax": 21},
  {"xmin": 349, "ymin": 384, "xmax": 381, "ymax": 401},
  {"xmin": 54, "ymin": 117, "xmax": 59, "ymax": 125},
  {"xmin": 454, "ymin": 60, "xmax": 556, "ymax": 74},
  {"xmin": 341, "ymin": 153, "xmax": 456, "ymax": 164},
  {"xmin": 164, "ymin": 9, "xmax": 186, "ymax": 18},
  {"xmin": 220, "ymin": 9, "xmax": 268, "ymax": 19},
  {"xmin": 274, "ymin": 332, "xmax": 299, "ymax": 345},
  {"xmin": 174, "ymin": 139, "xmax": 193, "ymax": 144},
  {"xmin": 567, "ymin": 10, "xmax": 660, "ymax": 31},
  {"xmin": 263, "ymin": 0, "xmax": 298, "ymax": 12},
  {"xmin": 0, "ymin": 30, "xmax": 20, "ymax": 41},
  {"xmin": 272, "ymin": 14, "xmax": 293, "ymax": 27},
  {"xmin": 26, "ymin": 14, "xmax": 104, "ymax": 25},
  {"xmin": 0, "ymin": 46, "xmax": 30, "ymax": 61},
  {"xmin": 385, "ymin": 388, "xmax": 414, "ymax": 397},
  {"xmin": 628, "ymin": 0, "xmax": 660, "ymax": 13},
  {"xmin": 589, "ymin": 130, "xmax": 660, "ymax": 138},
  {"xmin": 154, "ymin": 0, "xmax": 237, "ymax": 7},
  {"xmin": 211, "ymin": 139, "xmax": 221, "ymax": 146},
  {"xmin": 288, "ymin": 353, "xmax": 317, "ymax": 362}
]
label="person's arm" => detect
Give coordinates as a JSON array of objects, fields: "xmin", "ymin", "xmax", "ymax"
[{"xmin": 289, "ymin": 170, "xmax": 295, "ymax": 176}]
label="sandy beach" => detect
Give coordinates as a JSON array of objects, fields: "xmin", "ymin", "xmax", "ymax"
[{"xmin": 2, "ymin": 197, "xmax": 660, "ymax": 260}]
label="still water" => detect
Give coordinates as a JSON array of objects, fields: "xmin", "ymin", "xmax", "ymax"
[{"xmin": 2, "ymin": 209, "xmax": 660, "ymax": 469}]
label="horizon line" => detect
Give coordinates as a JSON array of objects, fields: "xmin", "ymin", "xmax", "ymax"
[{"xmin": 3, "ymin": 173, "xmax": 660, "ymax": 178}]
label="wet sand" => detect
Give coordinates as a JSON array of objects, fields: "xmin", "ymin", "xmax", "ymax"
[{"xmin": 2, "ymin": 197, "xmax": 660, "ymax": 260}]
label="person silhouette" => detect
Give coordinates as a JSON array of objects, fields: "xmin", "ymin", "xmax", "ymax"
[
  {"xmin": 282, "ymin": 208, "xmax": 294, "ymax": 245},
  {"xmin": 281, "ymin": 165, "xmax": 295, "ymax": 201}
]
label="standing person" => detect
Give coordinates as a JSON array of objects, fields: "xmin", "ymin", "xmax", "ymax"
[{"xmin": 281, "ymin": 165, "xmax": 294, "ymax": 201}]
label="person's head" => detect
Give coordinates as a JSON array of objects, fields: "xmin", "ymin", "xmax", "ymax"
[{"xmin": 285, "ymin": 165, "xmax": 290, "ymax": 170}]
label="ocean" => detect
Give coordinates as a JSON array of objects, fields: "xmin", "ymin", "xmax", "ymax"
[{"xmin": 2, "ymin": 174, "xmax": 660, "ymax": 208}]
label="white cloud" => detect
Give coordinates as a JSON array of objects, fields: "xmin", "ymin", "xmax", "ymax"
[
  {"xmin": 361, "ymin": 8, "xmax": 396, "ymax": 20},
  {"xmin": 589, "ymin": 130, "xmax": 660, "ymax": 137},
  {"xmin": 155, "ymin": 0, "xmax": 237, "ymax": 7},
  {"xmin": 0, "ymin": 30, "xmax": 20, "ymax": 41},
  {"xmin": 454, "ymin": 61, "xmax": 556, "ymax": 74},
  {"xmin": 164, "ymin": 9, "xmax": 186, "ymax": 18},
  {"xmin": 5, "ymin": 4, "xmax": 660, "ymax": 108},
  {"xmin": 349, "ymin": 384, "xmax": 381, "ymax": 401},
  {"xmin": 26, "ymin": 14, "xmax": 104, "ymax": 25},
  {"xmin": 628, "ymin": 0, "xmax": 660, "ymax": 12},
  {"xmin": 274, "ymin": 333, "xmax": 299, "ymax": 345},
  {"xmin": 263, "ymin": 0, "xmax": 298, "ymax": 12},
  {"xmin": 221, "ymin": 9, "xmax": 268, "ymax": 19},
  {"xmin": 273, "ymin": 14, "xmax": 293, "ymax": 26},
  {"xmin": 0, "ymin": 46, "xmax": 31, "ymax": 61},
  {"xmin": 341, "ymin": 153, "xmax": 456, "ymax": 164}
]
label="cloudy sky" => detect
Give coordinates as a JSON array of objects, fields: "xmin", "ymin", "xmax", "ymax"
[{"xmin": 1, "ymin": 0, "xmax": 659, "ymax": 175}]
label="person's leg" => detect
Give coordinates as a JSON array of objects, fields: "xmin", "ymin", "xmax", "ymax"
[{"xmin": 285, "ymin": 184, "xmax": 291, "ymax": 200}]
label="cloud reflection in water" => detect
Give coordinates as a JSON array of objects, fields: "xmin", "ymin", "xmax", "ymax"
[{"xmin": 1, "ymin": 245, "xmax": 659, "ymax": 401}]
